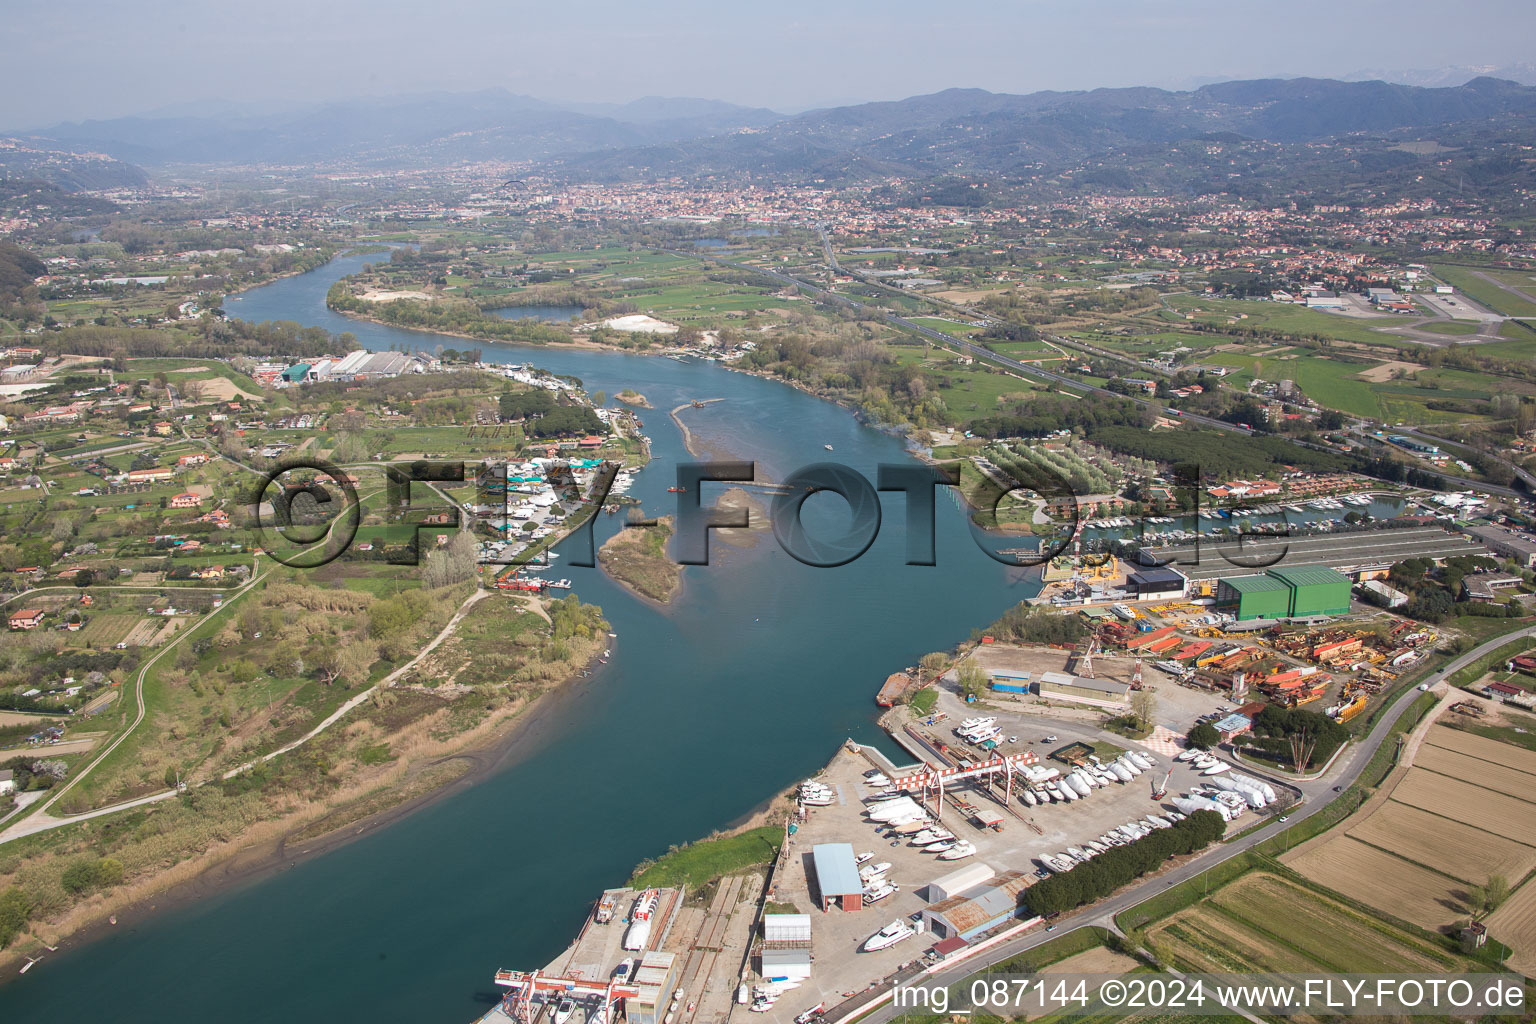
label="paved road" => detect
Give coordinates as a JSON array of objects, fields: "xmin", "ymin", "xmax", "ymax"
[
  {"xmin": 0, "ymin": 583, "xmax": 489, "ymax": 845},
  {"xmin": 846, "ymin": 625, "xmax": 1536, "ymax": 1024},
  {"xmin": 0, "ymin": 569, "xmax": 270, "ymax": 843}
]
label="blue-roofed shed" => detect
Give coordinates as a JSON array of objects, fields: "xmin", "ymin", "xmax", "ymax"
[{"xmin": 811, "ymin": 843, "xmax": 863, "ymax": 912}]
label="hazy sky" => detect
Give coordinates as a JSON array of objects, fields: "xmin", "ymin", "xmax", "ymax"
[{"xmin": 6, "ymin": 0, "xmax": 1534, "ymax": 127}]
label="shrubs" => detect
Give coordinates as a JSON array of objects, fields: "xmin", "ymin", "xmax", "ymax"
[
  {"xmin": 60, "ymin": 856, "xmax": 123, "ymax": 895},
  {"xmin": 1023, "ymin": 811, "xmax": 1226, "ymax": 916},
  {"xmin": 0, "ymin": 888, "xmax": 30, "ymax": 949}
]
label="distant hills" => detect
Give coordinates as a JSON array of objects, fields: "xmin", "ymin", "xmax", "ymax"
[
  {"xmin": 551, "ymin": 77, "xmax": 1536, "ymax": 184},
  {"xmin": 0, "ymin": 135, "xmax": 147, "ymax": 191},
  {"xmin": 15, "ymin": 90, "xmax": 785, "ymax": 170},
  {"xmin": 5, "ymin": 77, "xmax": 1536, "ymax": 194}
]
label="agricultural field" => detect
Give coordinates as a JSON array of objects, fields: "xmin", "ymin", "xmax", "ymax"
[
  {"xmin": 1284, "ymin": 836, "xmax": 1465, "ymax": 931},
  {"xmin": 1345, "ymin": 802, "xmax": 1536, "ymax": 884},
  {"xmin": 1423, "ymin": 722, "xmax": 1536, "ymax": 774},
  {"xmin": 1485, "ymin": 881, "xmax": 1536, "ymax": 977},
  {"xmin": 1413, "ymin": 743, "xmax": 1536, "ymax": 801},
  {"xmin": 1149, "ymin": 872, "xmax": 1461, "ymax": 974},
  {"xmin": 1381, "ymin": 770, "xmax": 1536, "ymax": 846}
]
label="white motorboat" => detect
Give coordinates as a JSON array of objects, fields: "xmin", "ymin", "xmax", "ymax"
[
  {"xmin": 861, "ymin": 920, "xmax": 915, "ymax": 952},
  {"xmin": 862, "ymin": 883, "xmax": 897, "ymax": 904},
  {"xmin": 860, "ymin": 861, "xmax": 892, "ymax": 880},
  {"xmin": 924, "ymin": 840, "xmax": 956, "ymax": 853},
  {"xmin": 939, "ymin": 841, "xmax": 976, "ymax": 860},
  {"xmin": 855, "ymin": 850, "xmax": 874, "ymax": 865},
  {"xmin": 1202, "ymin": 762, "xmax": 1230, "ymax": 776},
  {"xmin": 554, "ymin": 998, "xmax": 577, "ymax": 1024}
]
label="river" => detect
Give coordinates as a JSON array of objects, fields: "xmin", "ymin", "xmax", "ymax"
[{"xmin": 0, "ymin": 252, "xmax": 1035, "ymax": 1022}]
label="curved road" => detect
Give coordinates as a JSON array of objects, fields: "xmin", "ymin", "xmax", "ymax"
[{"xmin": 844, "ymin": 624, "xmax": 1536, "ymax": 1024}]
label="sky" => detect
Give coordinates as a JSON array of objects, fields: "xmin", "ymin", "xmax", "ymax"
[{"xmin": 5, "ymin": 0, "xmax": 1536, "ymax": 128}]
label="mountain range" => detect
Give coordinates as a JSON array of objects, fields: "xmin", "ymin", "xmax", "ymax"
[{"xmin": 4, "ymin": 77, "xmax": 1535, "ymax": 192}]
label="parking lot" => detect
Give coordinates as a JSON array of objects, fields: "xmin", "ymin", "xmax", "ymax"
[{"xmin": 758, "ymin": 675, "xmax": 1288, "ymax": 1023}]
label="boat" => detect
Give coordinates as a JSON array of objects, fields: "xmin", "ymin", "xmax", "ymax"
[
  {"xmin": 1130, "ymin": 752, "xmax": 1155, "ymax": 770},
  {"xmin": 924, "ymin": 840, "xmax": 956, "ymax": 853},
  {"xmin": 1201, "ymin": 762, "xmax": 1230, "ymax": 776},
  {"xmin": 623, "ymin": 889, "xmax": 660, "ymax": 951},
  {"xmin": 910, "ymin": 830, "xmax": 956, "ymax": 846},
  {"xmin": 545, "ymin": 578, "xmax": 573, "ymax": 589},
  {"xmin": 862, "ymin": 883, "xmax": 897, "ymax": 905},
  {"xmin": 1065, "ymin": 773, "xmax": 1092, "ymax": 798},
  {"xmin": 824, "ymin": 444, "xmax": 835, "ymax": 452},
  {"xmin": 860, "ymin": 861, "xmax": 892, "ymax": 881},
  {"xmin": 861, "ymin": 920, "xmax": 915, "ymax": 952},
  {"xmin": 1020, "ymin": 789, "xmax": 1037, "ymax": 807},
  {"xmin": 939, "ymin": 841, "xmax": 976, "ymax": 860},
  {"xmin": 800, "ymin": 793, "xmax": 833, "ymax": 806},
  {"xmin": 666, "ymin": 486, "xmax": 686, "ymax": 493},
  {"xmin": 855, "ymin": 850, "xmax": 874, "ymax": 865},
  {"xmin": 1066, "ymin": 846, "xmax": 1088, "ymax": 862},
  {"xmin": 960, "ymin": 716, "xmax": 996, "ymax": 729},
  {"xmin": 554, "ymin": 998, "xmax": 577, "ymax": 1024}
]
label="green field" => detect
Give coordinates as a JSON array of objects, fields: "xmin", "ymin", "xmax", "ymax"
[
  {"xmin": 629, "ymin": 824, "xmax": 783, "ymax": 889},
  {"xmin": 1162, "ymin": 295, "xmax": 1411, "ymax": 347},
  {"xmin": 908, "ymin": 316, "xmax": 982, "ymax": 337},
  {"xmin": 1431, "ymin": 265, "xmax": 1536, "ymax": 318},
  {"xmin": 1199, "ymin": 349, "xmax": 1387, "ymax": 418}
]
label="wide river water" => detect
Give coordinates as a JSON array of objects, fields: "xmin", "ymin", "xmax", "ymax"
[{"xmin": 0, "ymin": 252, "xmax": 1036, "ymax": 1022}]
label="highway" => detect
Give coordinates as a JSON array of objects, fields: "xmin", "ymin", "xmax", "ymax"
[{"xmin": 838, "ymin": 623, "xmax": 1536, "ymax": 1024}]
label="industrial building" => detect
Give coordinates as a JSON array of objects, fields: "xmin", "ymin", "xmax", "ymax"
[
  {"xmin": 1148, "ymin": 525, "xmax": 1485, "ymax": 584},
  {"xmin": 1036, "ymin": 671, "xmax": 1130, "ymax": 709},
  {"xmin": 988, "ymin": 670, "xmax": 1031, "ymax": 694},
  {"xmin": 1125, "ymin": 566, "xmax": 1188, "ymax": 600},
  {"xmin": 1215, "ymin": 574, "xmax": 1292, "ymax": 620},
  {"xmin": 1267, "ymin": 564, "xmax": 1352, "ymax": 617},
  {"xmin": 625, "ymin": 952, "xmax": 679, "ymax": 1024},
  {"xmin": 1461, "ymin": 524, "xmax": 1536, "ymax": 569},
  {"xmin": 811, "ymin": 843, "xmax": 863, "ymax": 911},
  {"xmin": 926, "ymin": 863, "xmax": 995, "ymax": 902},
  {"xmin": 758, "ymin": 914, "xmax": 812, "ymax": 982},
  {"xmin": 1217, "ymin": 564, "xmax": 1351, "ymax": 619},
  {"xmin": 920, "ymin": 870, "xmax": 1033, "ymax": 941}
]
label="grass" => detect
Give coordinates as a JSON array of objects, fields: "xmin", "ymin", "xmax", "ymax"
[
  {"xmin": 1432, "ymin": 265, "xmax": 1536, "ymax": 318},
  {"xmin": 629, "ymin": 824, "xmax": 782, "ymax": 890},
  {"xmin": 1162, "ymin": 294, "xmax": 1414, "ymax": 347},
  {"xmin": 1417, "ymin": 320, "xmax": 1481, "ymax": 336},
  {"xmin": 908, "ymin": 688, "xmax": 938, "ymax": 716}
]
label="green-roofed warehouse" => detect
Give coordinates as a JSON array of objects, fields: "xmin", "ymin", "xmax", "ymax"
[
  {"xmin": 1215, "ymin": 574, "xmax": 1291, "ymax": 620},
  {"xmin": 1267, "ymin": 564, "xmax": 1352, "ymax": 617}
]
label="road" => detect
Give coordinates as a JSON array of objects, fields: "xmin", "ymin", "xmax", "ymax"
[
  {"xmin": 845, "ymin": 625, "xmax": 1536, "ymax": 1024},
  {"xmin": 0, "ymin": 582, "xmax": 488, "ymax": 845},
  {"xmin": 0, "ymin": 568, "xmax": 271, "ymax": 842},
  {"xmin": 707, "ymin": 245, "xmax": 1535, "ymax": 502}
]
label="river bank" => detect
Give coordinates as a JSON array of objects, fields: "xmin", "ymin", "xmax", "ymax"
[
  {"xmin": 0, "ymin": 247, "xmax": 1031, "ymax": 1024},
  {"xmin": 0, "ymin": 595, "xmax": 608, "ymax": 979}
]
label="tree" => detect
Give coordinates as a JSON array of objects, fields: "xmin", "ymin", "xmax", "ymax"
[
  {"xmin": 920, "ymin": 651, "xmax": 949, "ymax": 676},
  {"xmin": 1469, "ymin": 874, "xmax": 1511, "ymax": 920},
  {"xmin": 1130, "ymin": 691, "xmax": 1158, "ymax": 731},
  {"xmin": 957, "ymin": 660, "xmax": 988, "ymax": 700},
  {"xmin": 1287, "ymin": 729, "xmax": 1316, "ymax": 775},
  {"xmin": 1187, "ymin": 722, "xmax": 1220, "ymax": 750}
]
